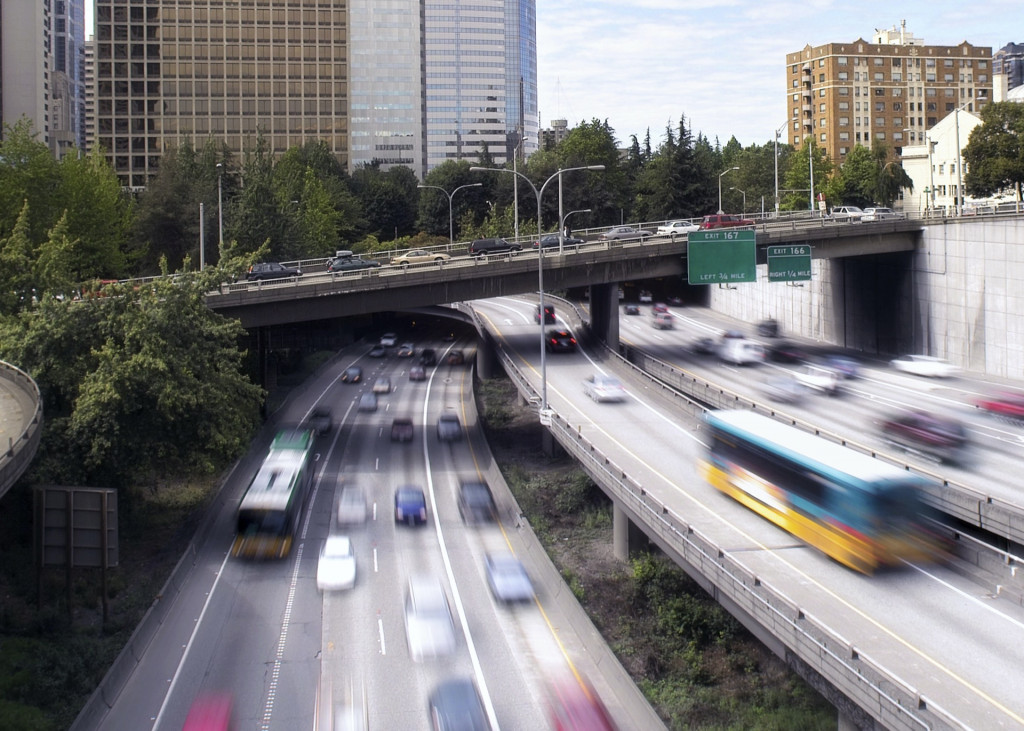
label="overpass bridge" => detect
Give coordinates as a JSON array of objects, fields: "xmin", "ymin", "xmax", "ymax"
[
  {"xmin": 205, "ymin": 217, "xmax": 922, "ymax": 330},
  {"xmin": 0, "ymin": 361, "xmax": 43, "ymax": 499}
]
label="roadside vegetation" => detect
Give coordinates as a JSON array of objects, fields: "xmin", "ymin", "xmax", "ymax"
[{"xmin": 475, "ymin": 376, "xmax": 836, "ymax": 729}]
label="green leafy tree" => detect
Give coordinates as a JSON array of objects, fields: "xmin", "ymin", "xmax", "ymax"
[
  {"xmin": 418, "ymin": 161, "xmax": 488, "ymax": 240},
  {"xmin": 0, "ymin": 203, "xmax": 37, "ymax": 312},
  {"xmin": 963, "ymin": 101, "xmax": 1024, "ymax": 201},
  {"xmin": 0, "ymin": 119, "xmax": 61, "ymax": 244},
  {"xmin": 294, "ymin": 168, "xmax": 342, "ymax": 258},
  {"xmin": 0, "ymin": 268, "xmax": 263, "ymax": 487},
  {"xmin": 831, "ymin": 145, "xmax": 878, "ymax": 208},
  {"xmin": 781, "ymin": 139, "xmax": 832, "ymax": 212},
  {"xmin": 33, "ymin": 212, "xmax": 78, "ymax": 297},
  {"xmin": 228, "ymin": 134, "xmax": 286, "ymax": 258}
]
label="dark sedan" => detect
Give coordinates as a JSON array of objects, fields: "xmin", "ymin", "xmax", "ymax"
[
  {"xmin": 457, "ymin": 481, "xmax": 497, "ymax": 524},
  {"xmin": 545, "ymin": 329, "xmax": 577, "ymax": 353},
  {"xmin": 534, "ymin": 234, "xmax": 584, "ymax": 249},
  {"xmin": 326, "ymin": 256, "xmax": 380, "ymax": 272},
  {"xmin": 880, "ymin": 410, "xmax": 970, "ymax": 465},
  {"xmin": 340, "ymin": 366, "xmax": 363, "ymax": 383}
]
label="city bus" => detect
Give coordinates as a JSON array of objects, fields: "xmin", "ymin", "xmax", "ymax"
[
  {"xmin": 701, "ymin": 410, "xmax": 947, "ymax": 574},
  {"xmin": 232, "ymin": 428, "xmax": 316, "ymax": 559}
]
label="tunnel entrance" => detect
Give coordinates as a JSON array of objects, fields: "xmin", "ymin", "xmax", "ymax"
[{"xmin": 835, "ymin": 251, "xmax": 915, "ymax": 357}]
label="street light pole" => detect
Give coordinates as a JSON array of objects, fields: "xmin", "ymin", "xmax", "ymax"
[
  {"xmin": 730, "ymin": 187, "xmax": 746, "ymax": 215},
  {"xmin": 214, "ymin": 162, "xmax": 223, "ymax": 270},
  {"xmin": 718, "ymin": 166, "xmax": 739, "ymax": 214},
  {"xmin": 953, "ymin": 100, "xmax": 971, "ymax": 217},
  {"xmin": 416, "ymin": 182, "xmax": 482, "ymax": 247},
  {"xmin": 559, "ymin": 208, "xmax": 591, "ymax": 247},
  {"xmin": 774, "ymin": 121, "xmax": 787, "ymax": 217},
  {"xmin": 470, "ymin": 164, "xmax": 604, "ymax": 415}
]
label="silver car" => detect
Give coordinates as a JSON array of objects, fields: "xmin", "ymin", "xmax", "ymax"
[
  {"xmin": 403, "ymin": 576, "xmax": 457, "ymax": 661},
  {"xmin": 599, "ymin": 226, "xmax": 653, "ymax": 241},
  {"xmin": 484, "ymin": 552, "xmax": 534, "ymax": 603}
]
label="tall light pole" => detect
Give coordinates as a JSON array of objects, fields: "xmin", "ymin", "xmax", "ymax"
[
  {"xmin": 559, "ymin": 208, "xmax": 591, "ymax": 249},
  {"xmin": 953, "ymin": 100, "xmax": 971, "ymax": 217},
  {"xmin": 416, "ymin": 182, "xmax": 482, "ymax": 247},
  {"xmin": 470, "ymin": 164, "xmax": 604, "ymax": 416},
  {"xmin": 729, "ymin": 187, "xmax": 746, "ymax": 215},
  {"xmin": 774, "ymin": 121, "xmax": 787, "ymax": 217},
  {"xmin": 718, "ymin": 166, "xmax": 739, "ymax": 214},
  {"xmin": 214, "ymin": 162, "xmax": 223, "ymax": 270},
  {"xmin": 808, "ymin": 139, "xmax": 815, "ymax": 213}
]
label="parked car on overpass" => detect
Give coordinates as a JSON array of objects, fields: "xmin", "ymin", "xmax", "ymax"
[{"xmin": 598, "ymin": 226, "xmax": 653, "ymax": 241}]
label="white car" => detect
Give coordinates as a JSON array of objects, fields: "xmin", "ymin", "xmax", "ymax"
[
  {"xmin": 656, "ymin": 220, "xmax": 700, "ymax": 239},
  {"xmin": 379, "ymin": 332, "xmax": 397, "ymax": 347},
  {"xmin": 317, "ymin": 535, "xmax": 356, "ymax": 591},
  {"xmin": 829, "ymin": 205, "xmax": 864, "ymax": 222},
  {"xmin": 891, "ymin": 354, "xmax": 958, "ymax": 378},
  {"xmin": 583, "ymin": 374, "xmax": 627, "ymax": 403},
  {"xmin": 336, "ymin": 486, "xmax": 368, "ymax": 525},
  {"xmin": 484, "ymin": 552, "xmax": 535, "ymax": 603},
  {"xmin": 861, "ymin": 207, "xmax": 899, "ymax": 221},
  {"xmin": 599, "ymin": 226, "xmax": 653, "ymax": 241},
  {"xmin": 718, "ymin": 338, "xmax": 766, "ymax": 366},
  {"xmin": 404, "ymin": 576, "xmax": 457, "ymax": 661},
  {"xmin": 794, "ymin": 364, "xmax": 843, "ymax": 396},
  {"xmin": 638, "ymin": 290, "xmax": 653, "ymax": 303}
]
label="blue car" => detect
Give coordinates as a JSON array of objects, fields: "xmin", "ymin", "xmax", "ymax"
[{"xmin": 394, "ymin": 486, "xmax": 427, "ymax": 526}]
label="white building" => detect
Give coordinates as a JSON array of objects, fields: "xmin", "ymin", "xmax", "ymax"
[
  {"xmin": 899, "ymin": 109, "xmax": 982, "ymax": 214},
  {"xmin": 1, "ymin": 2, "xmax": 51, "ymax": 144}
]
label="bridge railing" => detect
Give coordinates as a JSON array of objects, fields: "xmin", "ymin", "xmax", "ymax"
[
  {"xmin": 460, "ymin": 302, "xmax": 963, "ymax": 731},
  {"xmin": 0, "ymin": 360, "xmax": 43, "ymax": 499}
]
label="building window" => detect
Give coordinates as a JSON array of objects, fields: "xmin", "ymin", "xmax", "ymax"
[
  {"xmin": 926, "ymin": 73, "xmax": 936, "ymax": 82},
  {"xmin": 876, "ymin": 132, "xmax": 886, "ymax": 140},
  {"xmin": 839, "ymin": 132, "xmax": 850, "ymax": 141},
  {"xmin": 893, "ymin": 102, "xmax": 902, "ymax": 111},
  {"xmin": 820, "ymin": 103, "xmax": 826, "ymax": 112},
  {"xmin": 979, "ymin": 74, "xmax": 988, "ymax": 82},
  {"xmin": 893, "ymin": 116, "xmax": 902, "ymax": 126},
  {"xmin": 839, "ymin": 87, "xmax": 849, "ymax": 96},
  {"xmin": 894, "ymin": 131, "xmax": 904, "ymax": 141},
  {"xmin": 892, "ymin": 88, "xmax": 902, "ymax": 97},
  {"xmin": 875, "ymin": 102, "xmax": 885, "ymax": 111},
  {"xmin": 839, "ymin": 117, "xmax": 849, "ymax": 126},
  {"xmin": 927, "ymin": 102, "xmax": 937, "ymax": 111},
  {"xmin": 979, "ymin": 60, "xmax": 988, "ymax": 68},
  {"xmin": 874, "ymin": 57, "xmax": 883, "ymax": 66},
  {"xmin": 839, "ymin": 146, "xmax": 849, "ymax": 155},
  {"xmin": 838, "ymin": 56, "xmax": 848, "ymax": 65},
  {"xmin": 944, "ymin": 74, "xmax": 954, "ymax": 82},
  {"xmin": 793, "ymin": 79, "xmax": 799, "ymax": 87},
  {"xmin": 874, "ymin": 72, "xmax": 884, "ymax": 81},
  {"xmin": 893, "ymin": 72, "xmax": 902, "ymax": 82},
  {"xmin": 944, "ymin": 88, "xmax": 955, "ymax": 97},
  {"xmin": 819, "ymin": 59, "xmax": 825, "ymax": 67},
  {"xmin": 819, "ymin": 73, "xmax": 825, "ymax": 82},
  {"xmin": 875, "ymin": 117, "xmax": 885, "ymax": 126},
  {"xmin": 839, "ymin": 72, "xmax": 848, "ymax": 80},
  {"xmin": 944, "ymin": 59, "xmax": 953, "ymax": 67},
  {"xmin": 926, "ymin": 88, "xmax": 936, "ymax": 97},
  {"xmin": 820, "ymin": 133, "xmax": 826, "ymax": 142},
  {"xmin": 874, "ymin": 88, "xmax": 885, "ymax": 96},
  {"xmin": 820, "ymin": 89, "xmax": 826, "ymax": 97},
  {"xmin": 839, "ymin": 101, "xmax": 849, "ymax": 110}
]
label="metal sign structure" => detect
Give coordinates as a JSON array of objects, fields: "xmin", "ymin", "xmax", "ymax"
[{"xmin": 686, "ymin": 230, "xmax": 757, "ymax": 285}]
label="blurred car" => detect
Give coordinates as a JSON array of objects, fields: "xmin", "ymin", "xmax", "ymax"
[
  {"xmin": 861, "ymin": 207, "xmax": 898, "ymax": 221},
  {"xmin": 699, "ymin": 214, "xmax": 754, "ymax": 229},
  {"xmin": 368, "ymin": 345, "xmax": 387, "ymax": 358},
  {"xmin": 437, "ymin": 413, "xmax": 463, "ymax": 442},
  {"xmin": 357, "ymin": 392, "xmax": 378, "ymax": 412},
  {"xmin": 794, "ymin": 364, "xmax": 843, "ymax": 396},
  {"xmin": 446, "ymin": 349, "xmax": 465, "ymax": 366},
  {"xmin": 246, "ymin": 262, "xmax": 301, "ymax": 281},
  {"xmin": 484, "ymin": 552, "xmax": 534, "ymax": 603},
  {"xmin": 546, "ymin": 329, "xmax": 577, "ymax": 353},
  {"xmin": 409, "ymin": 364, "xmax": 427, "ymax": 381},
  {"xmin": 394, "ymin": 486, "xmax": 427, "ymax": 526},
  {"xmin": 536, "ymin": 304, "xmax": 556, "ymax": 324},
  {"xmin": 667, "ymin": 296, "xmax": 684, "ymax": 305},
  {"xmin": 880, "ymin": 410, "xmax": 970, "ymax": 465},
  {"xmin": 549, "ymin": 678, "xmax": 617, "ymax": 731},
  {"xmin": 691, "ymin": 336, "xmax": 716, "ymax": 355},
  {"xmin": 457, "ymin": 481, "xmax": 497, "ymax": 524},
  {"xmin": 760, "ymin": 375, "xmax": 805, "ymax": 404},
  {"xmin": 583, "ymin": 374, "xmax": 627, "ymax": 403},
  {"xmin": 317, "ymin": 535, "xmax": 356, "ymax": 591},
  {"xmin": 535, "ymin": 234, "xmax": 584, "ymax": 249},
  {"xmin": 428, "ymin": 678, "xmax": 489, "ymax": 731},
  {"xmin": 326, "ymin": 255, "xmax": 380, "ymax": 273},
  {"xmin": 623, "ymin": 304, "xmax": 641, "ymax": 316},
  {"xmin": 391, "ymin": 417, "xmax": 414, "ymax": 442},
  {"xmin": 651, "ymin": 301, "xmax": 669, "ymax": 313},
  {"xmin": 651, "ymin": 313, "xmax": 674, "ymax": 330},
  {"xmin": 397, "ymin": 342, "xmax": 415, "ymax": 358},
  {"xmin": 405, "ymin": 576, "xmax": 457, "ymax": 661},
  {"xmin": 824, "ymin": 354, "xmax": 861, "ymax": 379},
  {"xmin": 183, "ymin": 692, "xmax": 233, "ymax": 731},
  {"xmin": 637, "ymin": 290, "xmax": 653, "ymax": 303},
  {"xmin": 599, "ymin": 226, "xmax": 653, "ymax": 241},
  {"xmin": 766, "ymin": 340, "xmax": 807, "ymax": 363},
  {"xmin": 336, "ymin": 487, "xmax": 368, "ymax": 525},
  {"xmin": 656, "ymin": 220, "xmax": 700, "ymax": 240},
  {"xmin": 468, "ymin": 237, "xmax": 521, "ymax": 255},
  {"xmin": 891, "ymin": 354, "xmax": 957, "ymax": 378},
  {"xmin": 372, "ymin": 376, "xmax": 392, "ymax": 394},
  {"xmin": 341, "ymin": 366, "xmax": 363, "ymax": 383},
  {"xmin": 307, "ymin": 407, "xmax": 332, "ymax": 436},
  {"xmin": 718, "ymin": 338, "xmax": 765, "ymax": 365},
  {"xmin": 420, "ymin": 348, "xmax": 438, "ymax": 366},
  {"xmin": 977, "ymin": 391, "xmax": 1024, "ymax": 421},
  {"xmin": 756, "ymin": 318, "xmax": 779, "ymax": 337},
  {"xmin": 391, "ymin": 249, "xmax": 450, "ymax": 266},
  {"xmin": 379, "ymin": 333, "xmax": 397, "ymax": 347}
]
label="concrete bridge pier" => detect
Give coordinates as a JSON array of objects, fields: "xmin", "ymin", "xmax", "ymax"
[
  {"xmin": 587, "ymin": 283, "xmax": 620, "ymax": 350},
  {"xmin": 474, "ymin": 331, "xmax": 498, "ymax": 380},
  {"xmin": 612, "ymin": 502, "xmax": 650, "ymax": 561}
]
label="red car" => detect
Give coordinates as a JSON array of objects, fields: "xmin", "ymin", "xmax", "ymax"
[
  {"xmin": 699, "ymin": 214, "xmax": 754, "ymax": 229},
  {"xmin": 550, "ymin": 678, "xmax": 617, "ymax": 730},
  {"xmin": 977, "ymin": 391, "xmax": 1024, "ymax": 420}
]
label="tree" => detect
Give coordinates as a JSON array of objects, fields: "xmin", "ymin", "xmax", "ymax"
[
  {"xmin": 0, "ymin": 203, "xmax": 37, "ymax": 313},
  {"xmin": 0, "ymin": 119, "xmax": 61, "ymax": 245},
  {"xmin": 963, "ymin": 101, "xmax": 1024, "ymax": 201},
  {"xmin": 293, "ymin": 169, "xmax": 342, "ymax": 258},
  {"xmin": 781, "ymin": 139, "xmax": 832, "ymax": 212},
  {"xmin": 0, "ymin": 267, "xmax": 263, "ymax": 488}
]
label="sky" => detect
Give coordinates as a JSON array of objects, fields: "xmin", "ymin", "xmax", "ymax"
[
  {"xmin": 84, "ymin": 1, "xmax": 1017, "ymax": 150},
  {"xmin": 535, "ymin": 1, "xmax": 1019, "ymax": 148}
]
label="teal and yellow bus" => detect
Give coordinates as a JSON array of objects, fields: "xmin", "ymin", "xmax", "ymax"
[
  {"xmin": 702, "ymin": 410, "xmax": 947, "ymax": 574},
  {"xmin": 232, "ymin": 428, "xmax": 316, "ymax": 559}
]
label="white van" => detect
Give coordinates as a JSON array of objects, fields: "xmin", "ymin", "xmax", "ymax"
[{"xmin": 718, "ymin": 338, "xmax": 765, "ymax": 365}]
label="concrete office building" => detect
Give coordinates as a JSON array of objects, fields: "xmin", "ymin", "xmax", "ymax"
[
  {"xmin": 51, "ymin": 0, "xmax": 87, "ymax": 156},
  {"xmin": 1, "ymin": 2, "xmax": 52, "ymax": 147},
  {"xmin": 786, "ymin": 22, "xmax": 992, "ymax": 164},
  {"xmin": 93, "ymin": 0, "xmax": 537, "ymax": 188},
  {"xmin": 898, "ymin": 109, "xmax": 982, "ymax": 214}
]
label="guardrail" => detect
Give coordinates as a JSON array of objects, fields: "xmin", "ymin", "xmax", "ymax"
[
  {"xmin": 460, "ymin": 303, "xmax": 963, "ymax": 731},
  {"xmin": 0, "ymin": 360, "xmax": 43, "ymax": 499}
]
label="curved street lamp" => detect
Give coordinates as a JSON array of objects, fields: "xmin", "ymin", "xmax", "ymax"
[
  {"xmin": 718, "ymin": 167, "xmax": 739, "ymax": 214},
  {"xmin": 470, "ymin": 164, "xmax": 604, "ymax": 416},
  {"xmin": 559, "ymin": 208, "xmax": 591, "ymax": 250},
  {"xmin": 416, "ymin": 182, "xmax": 483, "ymax": 247},
  {"xmin": 729, "ymin": 187, "xmax": 746, "ymax": 215}
]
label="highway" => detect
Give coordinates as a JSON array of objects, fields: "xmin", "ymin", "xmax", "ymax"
[
  {"xmin": 470, "ymin": 295, "xmax": 1024, "ymax": 730},
  {"xmin": 86, "ymin": 328, "xmax": 660, "ymax": 731}
]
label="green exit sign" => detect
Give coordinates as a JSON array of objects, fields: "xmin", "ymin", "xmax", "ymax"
[
  {"xmin": 767, "ymin": 244, "xmax": 812, "ymax": 282},
  {"xmin": 686, "ymin": 230, "xmax": 756, "ymax": 284}
]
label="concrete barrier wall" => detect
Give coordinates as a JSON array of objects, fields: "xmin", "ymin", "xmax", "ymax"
[{"xmin": 0, "ymin": 360, "xmax": 43, "ymax": 499}]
